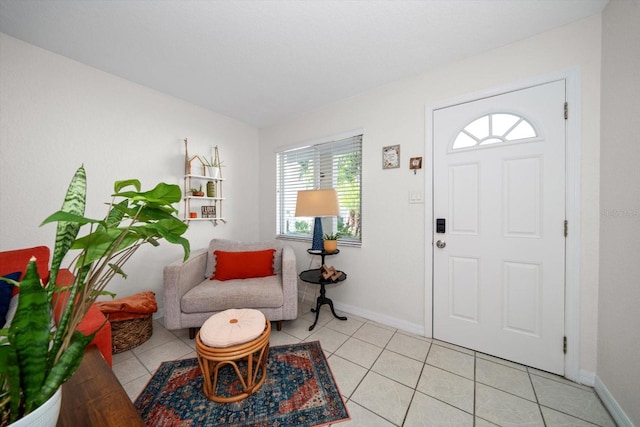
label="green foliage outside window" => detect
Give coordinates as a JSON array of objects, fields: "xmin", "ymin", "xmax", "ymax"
[{"xmin": 295, "ymin": 220, "xmax": 310, "ymax": 234}]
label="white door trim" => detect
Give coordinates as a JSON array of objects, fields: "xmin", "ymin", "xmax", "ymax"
[{"xmin": 424, "ymin": 68, "xmax": 581, "ymax": 381}]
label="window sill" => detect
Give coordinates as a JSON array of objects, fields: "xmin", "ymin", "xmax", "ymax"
[{"xmin": 277, "ymin": 235, "xmax": 362, "ymax": 248}]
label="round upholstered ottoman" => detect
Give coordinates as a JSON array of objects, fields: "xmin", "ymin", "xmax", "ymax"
[{"xmin": 195, "ymin": 309, "xmax": 271, "ymax": 403}]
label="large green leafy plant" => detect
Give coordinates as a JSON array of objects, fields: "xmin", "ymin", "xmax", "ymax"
[{"xmin": 0, "ymin": 166, "xmax": 189, "ymax": 425}]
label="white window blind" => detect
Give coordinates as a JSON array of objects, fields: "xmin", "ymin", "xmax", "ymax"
[{"xmin": 276, "ymin": 134, "xmax": 362, "ymax": 244}]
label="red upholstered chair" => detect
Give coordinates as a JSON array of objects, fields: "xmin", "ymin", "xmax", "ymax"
[{"xmin": 0, "ymin": 246, "xmax": 113, "ymax": 366}]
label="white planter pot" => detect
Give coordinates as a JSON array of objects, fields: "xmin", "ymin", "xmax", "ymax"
[
  {"xmin": 9, "ymin": 388, "xmax": 61, "ymax": 427},
  {"xmin": 207, "ymin": 166, "xmax": 221, "ymax": 179}
]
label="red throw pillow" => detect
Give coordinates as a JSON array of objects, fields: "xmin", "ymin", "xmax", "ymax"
[{"xmin": 211, "ymin": 249, "xmax": 276, "ymax": 281}]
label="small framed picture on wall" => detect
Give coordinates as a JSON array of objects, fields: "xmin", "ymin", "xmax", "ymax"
[
  {"xmin": 410, "ymin": 157, "xmax": 423, "ymax": 170},
  {"xmin": 383, "ymin": 145, "xmax": 400, "ymax": 169}
]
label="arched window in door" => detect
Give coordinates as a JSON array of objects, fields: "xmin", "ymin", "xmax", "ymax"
[{"xmin": 452, "ymin": 113, "xmax": 539, "ymax": 150}]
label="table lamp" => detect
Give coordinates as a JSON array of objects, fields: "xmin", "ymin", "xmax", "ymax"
[{"xmin": 295, "ymin": 189, "xmax": 340, "ymax": 251}]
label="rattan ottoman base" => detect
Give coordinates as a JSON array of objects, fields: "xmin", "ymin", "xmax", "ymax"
[{"xmin": 195, "ymin": 316, "xmax": 271, "ymax": 403}]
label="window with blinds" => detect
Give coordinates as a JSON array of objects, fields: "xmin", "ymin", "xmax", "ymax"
[{"xmin": 276, "ymin": 134, "xmax": 362, "ymax": 245}]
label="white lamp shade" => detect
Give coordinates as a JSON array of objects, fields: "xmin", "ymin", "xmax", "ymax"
[{"xmin": 295, "ymin": 189, "xmax": 339, "ymax": 217}]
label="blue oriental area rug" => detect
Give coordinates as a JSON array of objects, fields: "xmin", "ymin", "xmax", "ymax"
[{"xmin": 135, "ymin": 341, "xmax": 350, "ymax": 427}]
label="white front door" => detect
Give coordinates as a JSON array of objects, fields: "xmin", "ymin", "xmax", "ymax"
[{"xmin": 433, "ymin": 80, "xmax": 566, "ymax": 374}]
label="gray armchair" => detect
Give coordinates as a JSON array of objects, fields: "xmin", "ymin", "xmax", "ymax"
[{"xmin": 163, "ymin": 239, "xmax": 298, "ymax": 338}]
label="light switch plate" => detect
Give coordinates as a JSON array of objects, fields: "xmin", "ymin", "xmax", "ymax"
[{"xmin": 409, "ymin": 191, "xmax": 424, "ymax": 204}]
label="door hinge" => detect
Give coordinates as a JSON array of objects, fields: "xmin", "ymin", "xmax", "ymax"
[
  {"xmin": 564, "ymin": 220, "xmax": 568, "ymax": 237},
  {"xmin": 564, "ymin": 102, "xmax": 568, "ymax": 120},
  {"xmin": 563, "ymin": 336, "xmax": 567, "ymax": 354}
]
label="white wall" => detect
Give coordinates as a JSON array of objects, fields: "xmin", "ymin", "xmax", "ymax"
[
  {"xmin": 259, "ymin": 15, "xmax": 602, "ymax": 375},
  {"xmin": 597, "ymin": 0, "xmax": 640, "ymax": 425},
  {"xmin": 0, "ymin": 34, "xmax": 260, "ymax": 313},
  {"xmin": 0, "ymin": 12, "xmax": 608, "ymax": 379}
]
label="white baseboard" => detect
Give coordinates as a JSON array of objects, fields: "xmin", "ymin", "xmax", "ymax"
[
  {"xmin": 594, "ymin": 376, "xmax": 635, "ymax": 427},
  {"xmin": 578, "ymin": 369, "xmax": 596, "ymax": 387},
  {"xmin": 334, "ymin": 300, "xmax": 426, "ymax": 336},
  {"xmin": 297, "ymin": 289, "xmax": 426, "ymax": 336}
]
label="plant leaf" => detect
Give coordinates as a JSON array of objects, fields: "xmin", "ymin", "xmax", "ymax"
[
  {"xmin": 114, "ymin": 179, "xmax": 141, "ymax": 193},
  {"xmin": 143, "ymin": 220, "xmax": 190, "ymax": 260},
  {"xmin": 107, "ymin": 263, "xmax": 127, "ymax": 279},
  {"xmin": 110, "ymin": 203, "xmax": 177, "ymax": 223},
  {"xmin": 46, "ymin": 263, "xmax": 89, "ymax": 377},
  {"xmin": 0, "ymin": 343, "xmax": 21, "ymax": 422},
  {"xmin": 90, "ymin": 289, "xmax": 116, "ymax": 299},
  {"xmin": 71, "ymin": 229, "xmax": 140, "ymax": 267},
  {"xmin": 8, "ymin": 259, "xmax": 50, "ymax": 414},
  {"xmin": 114, "ymin": 182, "xmax": 182, "ymax": 205},
  {"xmin": 48, "ymin": 166, "xmax": 87, "ymax": 287},
  {"xmin": 101, "ymin": 199, "xmax": 128, "ymax": 230},
  {"xmin": 41, "ymin": 211, "xmax": 104, "ymax": 227},
  {"xmin": 35, "ymin": 330, "xmax": 95, "ymax": 408}
]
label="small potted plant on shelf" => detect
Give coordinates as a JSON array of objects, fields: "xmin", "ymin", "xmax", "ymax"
[
  {"xmin": 190, "ymin": 185, "xmax": 204, "ymax": 197},
  {"xmin": 203, "ymin": 156, "xmax": 224, "ymax": 179},
  {"xmin": 322, "ymin": 232, "xmax": 341, "ymax": 253},
  {"xmin": 0, "ymin": 165, "xmax": 190, "ymax": 426}
]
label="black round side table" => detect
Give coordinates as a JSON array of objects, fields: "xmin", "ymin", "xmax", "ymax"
[{"xmin": 300, "ymin": 249, "xmax": 347, "ymax": 331}]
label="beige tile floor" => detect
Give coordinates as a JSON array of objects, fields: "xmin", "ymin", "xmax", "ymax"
[{"xmin": 113, "ymin": 299, "xmax": 616, "ymax": 426}]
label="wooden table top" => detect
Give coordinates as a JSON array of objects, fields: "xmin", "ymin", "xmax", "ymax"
[{"xmin": 57, "ymin": 346, "xmax": 144, "ymax": 427}]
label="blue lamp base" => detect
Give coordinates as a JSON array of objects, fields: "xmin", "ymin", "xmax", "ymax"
[{"xmin": 311, "ymin": 217, "xmax": 324, "ymax": 251}]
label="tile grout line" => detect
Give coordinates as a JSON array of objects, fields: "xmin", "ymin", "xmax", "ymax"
[
  {"xmin": 527, "ymin": 366, "xmax": 547, "ymax": 426},
  {"xmin": 344, "ymin": 320, "xmax": 401, "ymax": 426},
  {"xmin": 527, "ymin": 367, "xmax": 606, "ymax": 427},
  {"xmin": 336, "ymin": 325, "xmax": 391, "ymax": 426},
  {"xmin": 399, "ymin": 334, "xmax": 429, "ymax": 427}
]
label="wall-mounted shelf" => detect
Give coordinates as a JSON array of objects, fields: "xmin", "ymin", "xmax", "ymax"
[
  {"xmin": 185, "ymin": 196, "xmax": 225, "ymax": 201},
  {"xmin": 182, "ymin": 140, "xmax": 227, "ymax": 225},
  {"xmin": 183, "ymin": 175, "xmax": 227, "ymax": 224}
]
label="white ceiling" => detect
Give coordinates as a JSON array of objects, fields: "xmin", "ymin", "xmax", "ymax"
[{"xmin": 0, "ymin": 0, "xmax": 607, "ymax": 128}]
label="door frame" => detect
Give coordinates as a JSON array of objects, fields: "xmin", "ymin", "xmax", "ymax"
[{"xmin": 424, "ymin": 68, "xmax": 581, "ymax": 381}]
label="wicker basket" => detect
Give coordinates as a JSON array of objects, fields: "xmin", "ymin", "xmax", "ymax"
[{"xmin": 110, "ymin": 315, "xmax": 153, "ymax": 354}]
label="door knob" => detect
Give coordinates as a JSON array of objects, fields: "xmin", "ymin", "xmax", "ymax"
[{"xmin": 436, "ymin": 240, "xmax": 446, "ymax": 249}]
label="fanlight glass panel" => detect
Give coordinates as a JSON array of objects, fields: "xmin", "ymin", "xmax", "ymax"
[
  {"xmin": 453, "ymin": 132, "xmax": 477, "ymax": 149},
  {"xmin": 492, "ymin": 114, "xmax": 520, "ymax": 135},
  {"xmin": 506, "ymin": 120, "xmax": 536, "ymax": 140},
  {"xmin": 465, "ymin": 116, "xmax": 490, "ymax": 140},
  {"xmin": 453, "ymin": 113, "xmax": 537, "ymax": 150}
]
